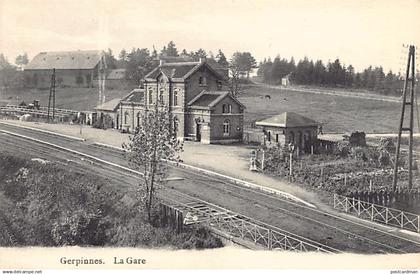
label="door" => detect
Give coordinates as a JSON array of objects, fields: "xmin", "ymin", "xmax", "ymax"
[{"xmin": 196, "ymin": 123, "xmax": 201, "ymax": 142}]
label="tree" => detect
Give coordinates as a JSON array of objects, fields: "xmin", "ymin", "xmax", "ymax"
[
  {"xmin": 0, "ymin": 54, "xmax": 18, "ymax": 89},
  {"xmin": 15, "ymin": 53, "xmax": 29, "ymax": 70},
  {"xmin": 161, "ymin": 41, "xmax": 179, "ymax": 57},
  {"xmin": 123, "ymin": 107, "xmax": 183, "ymax": 222},
  {"xmin": 216, "ymin": 49, "xmax": 229, "ymax": 67},
  {"xmin": 105, "ymin": 48, "xmax": 117, "ymax": 69},
  {"xmin": 230, "ymin": 51, "xmax": 257, "ymax": 79},
  {"xmin": 194, "ymin": 48, "xmax": 207, "ymax": 59},
  {"xmin": 126, "ymin": 48, "xmax": 154, "ymax": 86}
]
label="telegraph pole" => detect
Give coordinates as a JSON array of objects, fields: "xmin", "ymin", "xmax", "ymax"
[
  {"xmin": 393, "ymin": 45, "xmax": 416, "ymax": 191},
  {"xmin": 47, "ymin": 68, "xmax": 56, "ymax": 123}
]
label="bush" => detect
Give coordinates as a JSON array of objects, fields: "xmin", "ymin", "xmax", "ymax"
[{"xmin": 0, "ymin": 152, "xmax": 224, "ymax": 248}]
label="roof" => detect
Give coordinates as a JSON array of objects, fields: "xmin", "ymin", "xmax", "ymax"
[
  {"xmin": 144, "ymin": 59, "xmax": 226, "ymax": 82},
  {"xmin": 255, "ymin": 112, "xmax": 320, "ymax": 128},
  {"xmin": 121, "ymin": 88, "xmax": 145, "ymax": 104},
  {"xmin": 188, "ymin": 91, "xmax": 246, "ymax": 110},
  {"xmin": 94, "ymin": 98, "xmax": 121, "ymax": 112},
  {"xmin": 107, "ymin": 69, "xmax": 126, "ymax": 80},
  {"xmin": 25, "ymin": 50, "xmax": 104, "ymax": 70}
]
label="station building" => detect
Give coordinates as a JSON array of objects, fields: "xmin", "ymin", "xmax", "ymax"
[
  {"xmin": 255, "ymin": 112, "xmax": 320, "ymax": 152},
  {"xmin": 100, "ymin": 58, "xmax": 245, "ymax": 144}
]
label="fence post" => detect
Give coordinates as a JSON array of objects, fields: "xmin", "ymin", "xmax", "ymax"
[
  {"xmin": 385, "ymin": 208, "xmax": 389, "ymax": 225},
  {"xmin": 401, "ymin": 212, "xmax": 404, "ymax": 228},
  {"xmin": 371, "ymin": 203, "xmax": 374, "ymax": 221},
  {"xmin": 268, "ymin": 229, "xmax": 272, "ymax": 250},
  {"xmin": 417, "ymin": 216, "xmax": 419, "ymax": 233},
  {"xmin": 358, "ymin": 199, "xmax": 361, "ymax": 216},
  {"xmin": 345, "ymin": 197, "xmax": 348, "ymax": 212},
  {"xmin": 333, "ymin": 194, "xmax": 336, "ymax": 209}
]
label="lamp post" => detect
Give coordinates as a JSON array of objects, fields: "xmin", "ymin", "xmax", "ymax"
[{"xmin": 288, "ymin": 143, "xmax": 295, "ymax": 180}]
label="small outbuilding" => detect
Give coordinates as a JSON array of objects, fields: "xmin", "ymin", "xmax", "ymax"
[{"xmin": 255, "ymin": 112, "xmax": 320, "ymax": 153}]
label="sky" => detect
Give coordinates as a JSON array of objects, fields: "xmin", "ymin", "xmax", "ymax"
[{"xmin": 0, "ymin": 0, "xmax": 420, "ymax": 73}]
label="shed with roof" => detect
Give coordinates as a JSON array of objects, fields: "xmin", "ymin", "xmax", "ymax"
[{"xmin": 256, "ymin": 112, "xmax": 321, "ymax": 152}]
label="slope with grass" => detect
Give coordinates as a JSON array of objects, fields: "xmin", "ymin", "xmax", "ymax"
[{"xmin": 239, "ymin": 84, "xmax": 404, "ymax": 133}]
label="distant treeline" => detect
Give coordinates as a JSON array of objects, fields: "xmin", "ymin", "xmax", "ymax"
[{"xmin": 257, "ymin": 56, "xmax": 412, "ymax": 96}]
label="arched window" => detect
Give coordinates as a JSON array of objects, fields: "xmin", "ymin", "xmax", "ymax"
[
  {"xmin": 228, "ymin": 104, "xmax": 232, "ymax": 113},
  {"xmin": 148, "ymin": 88, "xmax": 153, "ymax": 104},
  {"xmin": 136, "ymin": 112, "xmax": 141, "ymax": 127},
  {"xmin": 124, "ymin": 111, "xmax": 129, "ymax": 124},
  {"xmin": 173, "ymin": 90, "xmax": 178, "ymax": 106},
  {"xmin": 223, "ymin": 120, "xmax": 230, "ymax": 135},
  {"xmin": 159, "ymin": 88, "xmax": 164, "ymax": 104},
  {"xmin": 222, "ymin": 104, "xmax": 226, "ymax": 113}
]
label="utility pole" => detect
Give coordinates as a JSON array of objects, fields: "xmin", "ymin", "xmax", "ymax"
[
  {"xmin": 47, "ymin": 68, "xmax": 56, "ymax": 123},
  {"xmin": 393, "ymin": 45, "xmax": 416, "ymax": 191}
]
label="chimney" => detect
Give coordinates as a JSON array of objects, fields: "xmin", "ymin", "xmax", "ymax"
[
  {"xmin": 199, "ymin": 57, "xmax": 206, "ymax": 64},
  {"xmin": 159, "ymin": 59, "xmax": 165, "ymax": 66}
]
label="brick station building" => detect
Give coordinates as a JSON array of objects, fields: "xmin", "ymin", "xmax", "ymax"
[{"xmin": 114, "ymin": 58, "xmax": 245, "ymax": 144}]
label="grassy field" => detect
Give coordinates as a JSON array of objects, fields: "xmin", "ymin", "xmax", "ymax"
[
  {"xmin": 0, "ymin": 84, "xmax": 408, "ymax": 133},
  {"xmin": 239, "ymin": 84, "xmax": 404, "ymax": 133},
  {"xmin": 0, "ymin": 87, "xmax": 131, "ymax": 111}
]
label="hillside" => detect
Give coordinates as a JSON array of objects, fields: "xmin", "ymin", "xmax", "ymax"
[{"xmin": 239, "ymin": 83, "xmax": 406, "ymax": 134}]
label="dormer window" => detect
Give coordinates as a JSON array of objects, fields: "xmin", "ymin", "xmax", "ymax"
[
  {"xmin": 217, "ymin": 80, "xmax": 222, "ymax": 90},
  {"xmin": 199, "ymin": 76, "xmax": 207, "ymax": 86}
]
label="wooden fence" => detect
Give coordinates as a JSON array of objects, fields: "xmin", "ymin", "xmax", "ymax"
[{"xmin": 333, "ymin": 193, "xmax": 420, "ymax": 233}]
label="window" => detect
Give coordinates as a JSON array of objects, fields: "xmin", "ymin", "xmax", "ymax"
[
  {"xmin": 223, "ymin": 120, "xmax": 230, "ymax": 135},
  {"xmin": 217, "ymin": 80, "xmax": 222, "ymax": 90},
  {"xmin": 159, "ymin": 89, "xmax": 164, "ymax": 104},
  {"xmin": 276, "ymin": 134, "xmax": 279, "ymax": 143},
  {"xmin": 148, "ymin": 88, "xmax": 153, "ymax": 104},
  {"xmin": 173, "ymin": 90, "xmax": 178, "ymax": 106},
  {"xmin": 124, "ymin": 111, "xmax": 129, "ymax": 124},
  {"xmin": 222, "ymin": 104, "xmax": 231, "ymax": 113},
  {"xmin": 136, "ymin": 112, "xmax": 141, "ymax": 127},
  {"xmin": 267, "ymin": 131, "xmax": 271, "ymax": 142},
  {"xmin": 199, "ymin": 76, "xmax": 207, "ymax": 86}
]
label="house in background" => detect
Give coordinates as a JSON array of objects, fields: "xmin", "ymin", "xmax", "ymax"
[
  {"xmin": 281, "ymin": 73, "xmax": 292, "ymax": 87},
  {"xmin": 24, "ymin": 50, "xmax": 106, "ymax": 89},
  {"xmin": 256, "ymin": 112, "xmax": 320, "ymax": 153}
]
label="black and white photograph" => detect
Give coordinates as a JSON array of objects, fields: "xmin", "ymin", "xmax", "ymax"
[{"xmin": 0, "ymin": 0, "xmax": 419, "ymax": 272}]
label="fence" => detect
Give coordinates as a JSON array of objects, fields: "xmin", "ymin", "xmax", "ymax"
[
  {"xmin": 333, "ymin": 193, "xmax": 420, "ymax": 233},
  {"xmin": 347, "ymin": 189, "xmax": 420, "ymax": 214},
  {"xmin": 160, "ymin": 199, "xmax": 336, "ymax": 253}
]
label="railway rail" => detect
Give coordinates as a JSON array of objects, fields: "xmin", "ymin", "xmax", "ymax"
[{"xmin": 1, "ymin": 123, "xmax": 420, "ymax": 253}]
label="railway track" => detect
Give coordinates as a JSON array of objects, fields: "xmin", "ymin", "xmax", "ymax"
[{"xmin": 0, "ymin": 123, "xmax": 420, "ymax": 253}]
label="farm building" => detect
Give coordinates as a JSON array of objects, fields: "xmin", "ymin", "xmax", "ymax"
[
  {"xmin": 105, "ymin": 68, "xmax": 136, "ymax": 90},
  {"xmin": 255, "ymin": 112, "xmax": 320, "ymax": 152},
  {"xmin": 24, "ymin": 50, "xmax": 106, "ymax": 88},
  {"xmin": 112, "ymin": 58, "xmax": 244, "ymax": 144}
]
